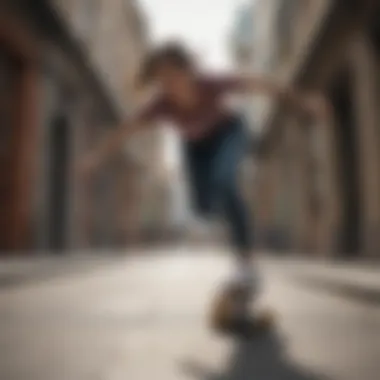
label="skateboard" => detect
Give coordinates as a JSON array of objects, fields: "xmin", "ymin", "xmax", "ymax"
[{"xmin": 209, "ymin": 282, "xmax": 274, "ymax": 338}]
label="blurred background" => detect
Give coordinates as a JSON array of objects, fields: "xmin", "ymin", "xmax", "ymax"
[
  {"xmin": 1, "ymin": 0, "xmax": 380, "ymax": 257},
  {"xmin": 0, "ymin": 1, "xmax": 379, "ymax": 379}
]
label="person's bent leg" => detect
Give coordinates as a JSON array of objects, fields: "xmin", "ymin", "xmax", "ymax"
[
  {"xmin": 223, "ymin": 185, "xmax": 258, "ymax": 293},
  {"xmin": 208, "ymin": 120, "xmax": 258, "ymax": 294},
  {"xmin": 183, "ymin": 143, "xmax": 214, "ymax": 218},
  {"xmin": 224, "ymin": 186, "xmax": 253, "ymax": 259}
]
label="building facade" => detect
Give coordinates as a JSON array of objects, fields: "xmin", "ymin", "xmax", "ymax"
[
  {"xmin": 0, "ymin": 0, "xmax": 153, "ymax": 253},
  {"xmin": 230, "ymin": 2, "xmax": 255, "ymax": 225},
  {"xmin": 253, "ymin": 0, "xmax": 380, "ymax": 257}
]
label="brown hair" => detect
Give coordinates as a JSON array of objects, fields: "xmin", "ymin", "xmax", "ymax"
[{"xmin": 138, "ymin": 42, "xmax": 194, "ymax": 86}]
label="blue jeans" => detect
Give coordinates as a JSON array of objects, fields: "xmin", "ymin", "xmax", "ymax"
[{"xmin": 183, "ymin": 116, "xmax": 253, "ymax": 257}]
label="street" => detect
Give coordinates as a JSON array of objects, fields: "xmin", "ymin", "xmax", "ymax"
[{"xmin": 0, "ymin": 250, "xmax": 379, "ymax": 380}]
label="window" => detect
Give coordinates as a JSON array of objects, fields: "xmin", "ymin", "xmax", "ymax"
[
  {"xmin": 122, "ymin": 0, "xmax": 147, "ymax": 41},
  {"xmin": 276, "ymin": 0, "xmax": 300, "ymax": 61},
  {"xmin": 75, "ymin": 0, "xmax": 101, "ymax": 46}
]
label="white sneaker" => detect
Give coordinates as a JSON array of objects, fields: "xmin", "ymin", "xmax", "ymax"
[{"xmin": 228, "ymin": 264, "xmax": 260, "ymax": 300}]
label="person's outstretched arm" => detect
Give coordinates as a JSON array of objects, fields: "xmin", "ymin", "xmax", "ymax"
[
  {"xmin": 218, "ymin": 74, "xmax": 332, "ymax": 118},
  {"xmin": 79, "ymin": 118, "xmax": 148, "ymax": 175},
  {"xmin": 247, "ymin": 75, "xmax": 328, "ymax": 115},
  {"xmin": 79, "ymin": 97, "xmax": 163, "ymax": 176}
]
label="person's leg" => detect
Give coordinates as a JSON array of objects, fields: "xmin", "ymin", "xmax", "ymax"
[
  {"xmin": 224, "ymin": 186, "xmax": 253, "ymax": 262},
  {"xmin": 183, "ymin": 143, "xmax": 214, "ymax": 218},
  {"xmin": 209, "ymin": 120, "xmax": 256, "ymax": 290}
]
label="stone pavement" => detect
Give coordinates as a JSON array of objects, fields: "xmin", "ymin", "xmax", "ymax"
[
  {"xmin": 0, "ymin": 249, "xmax": 379, "ymax": 380},
  {"xmin": 265, "ymin": 256, "xmax": 380, "ymax": 306},
  {"xmin": 0, "ymin": 252, "xmax": 125, "ymax": 288},
  {"xmin": 1, "ymin": 248, "xmax": 379, "ymax": 303}
]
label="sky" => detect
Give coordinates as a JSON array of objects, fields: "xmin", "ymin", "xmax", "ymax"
[{"xmin": 138, "ymin": 0, "xmax": 249, "ymax": 70}]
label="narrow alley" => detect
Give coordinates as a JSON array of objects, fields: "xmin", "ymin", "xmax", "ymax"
[{"xmin": 0, "ymin": 250, "xmax": 379, "ymax": 380}]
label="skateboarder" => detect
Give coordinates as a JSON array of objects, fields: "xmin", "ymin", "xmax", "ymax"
[{"xmin": 80, "ymin": 42, "xmax": 330, "ymax": 334}]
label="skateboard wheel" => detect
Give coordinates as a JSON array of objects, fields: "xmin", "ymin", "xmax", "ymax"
[
  {"xmin": 209, "ymin": 289, "xmax": 235, "ymax": 332},
  {"xmin": 209, "ymin": 286, "xmax": 252, "ymax": 335},
  {"xmin": 209, "ymin": 286, "xmax": 275, "ymax": 337},
  {"xmin": 258, "ymin": 309, "xmax": 275, "ymax": 325}
]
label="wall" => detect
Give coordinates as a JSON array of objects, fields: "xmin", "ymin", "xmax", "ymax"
[
  {"xmin": 53, "ymin": 0, "xmax": 148, "ymax": 112},
  {"xmin": 52, "ymin": 0, "xmax": 168, "ymax": 246},
  {"xmin": 0, "ymin": 0, "xmax": 155, "ymax": 253},
  {"xmin": 0, "ymin": 3, "xmax": 40, "ymax": 252},
  {"xmin": 256, "ymin": 1, "xmax": 380, "ymax": 257}
]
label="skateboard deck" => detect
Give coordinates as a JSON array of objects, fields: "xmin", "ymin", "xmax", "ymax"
[{"xmin": 209, "ymin": 284, "xmax": 275, "ymax": 338}]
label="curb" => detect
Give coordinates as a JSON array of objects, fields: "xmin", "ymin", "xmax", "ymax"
[
  {"xmin": 0, "ymin": 257, "xmax": 122, "ymax": 290},
  {"xmin": 291, "ymin": 274, "xmax": 380, "ymax": 307}
]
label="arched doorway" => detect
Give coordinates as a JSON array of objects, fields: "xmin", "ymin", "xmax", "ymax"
[
  {"xmin": 0, "ymin": 49, "xmax": 22, "ymax": 250},
  {"xmin": 0, "ymin": 14, "xmax": 39, "ymax": 252},
  {"xmin": 47, "ymin": 113, "xmax": 71, "ymax": 251},
  {"xmin": 329, "ymin": 68, "xmax": 361, "ymax": 256}
]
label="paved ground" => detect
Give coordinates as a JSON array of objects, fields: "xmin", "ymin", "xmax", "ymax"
[
  {"xmin": 0, "ymin": 249, "xmax": 379, "ymax": 380},
  {"xmin": 0, "ymin": 253, "xmax": 118, "ymax": 288},
  {"xmin": 265, "ymin": 256, "xmax": 380, "ymax": 306}
]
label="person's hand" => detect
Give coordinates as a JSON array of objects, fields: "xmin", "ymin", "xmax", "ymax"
[
  {"xmin": 77, "ymin": 152, "xmax": 102, "ymax": 180},
  {"xmin": 303, "ymin": 93, "xmax": 333, "ymax": 121}
]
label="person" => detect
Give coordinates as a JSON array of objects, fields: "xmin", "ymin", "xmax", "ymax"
[{"xmin": 80, "ymin": 42, "xmax": 329, "ymax": 328}]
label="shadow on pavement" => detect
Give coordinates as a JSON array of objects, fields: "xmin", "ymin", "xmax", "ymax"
[{"xmin": 182, "ymin": 331, "xmax": 328, "ymax": 380}]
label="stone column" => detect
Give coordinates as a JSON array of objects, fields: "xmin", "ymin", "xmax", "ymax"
[
  {"xmin": 283, "ymin": 114, "xmax": 310, "ymax": 252},
  {"xmin": 263, "ymin": 126, "xmax": 290, "ymax": 250},
  {"xmin": 350, "ymin": 30, "xmax": 380, "ymax": 256},
  {"xmin": 255, "ymin": 149, "xmax": 278, "ymax": 248},
  {"xmin": 311, "ymin": 116, "xmax": 342, "ymax": 256},
  {"xmin": 33, "ymin": 65, "xmax": 59, "ymax": 250},
  {"xmin": 65, "ymin": 91, "xmax": 84, "ymax": 251}
]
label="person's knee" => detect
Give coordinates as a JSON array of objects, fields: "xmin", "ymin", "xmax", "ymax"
[
  {"xmin": 215, "ymin": 180, "xmax": 237, "ymax": 211},
  {"xmin": 212, "ymin": 173, "xmax": 234, "ymax": 198},
  {"xmin": 194, "ymin": 196, "xmax": 213, "ymax": 217}
]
